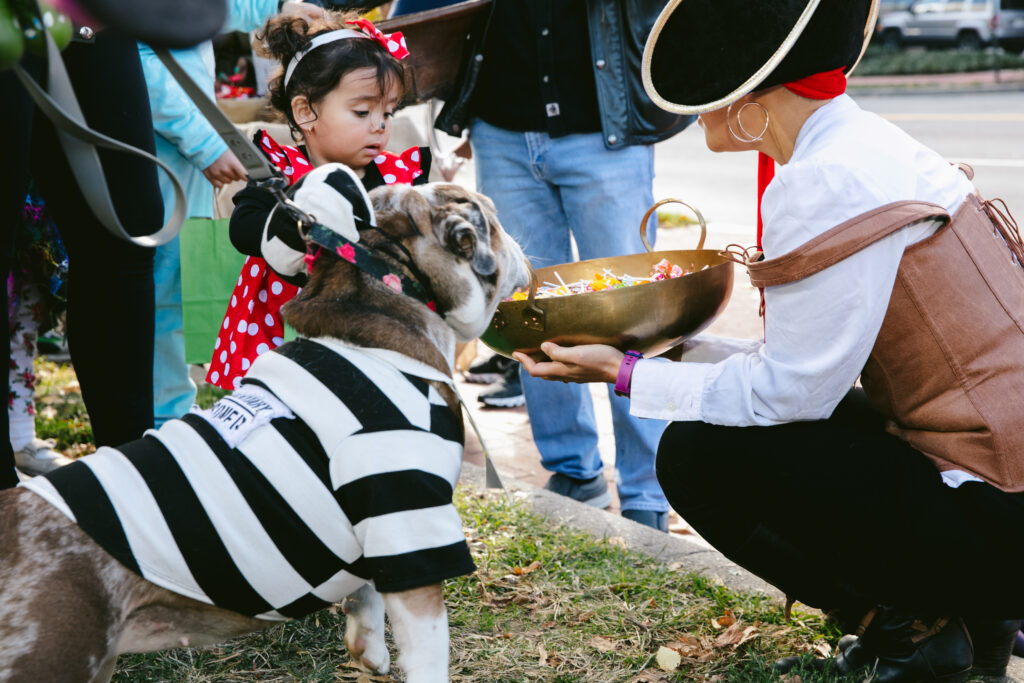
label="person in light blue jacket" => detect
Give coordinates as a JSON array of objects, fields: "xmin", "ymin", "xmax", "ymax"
[{"xmin": 138, "ymin": 0, "xmax": 323, "ymax": 426}]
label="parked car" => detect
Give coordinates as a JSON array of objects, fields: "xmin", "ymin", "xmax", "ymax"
[{"xmin": 876, "ymin": 0, "xmax": 1024, "ymax": 51}]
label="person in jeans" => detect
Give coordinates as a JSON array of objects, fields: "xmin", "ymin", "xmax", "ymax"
[{"xmin": 436, "ymin": 0, "xmax": 695, "ymax": 531}]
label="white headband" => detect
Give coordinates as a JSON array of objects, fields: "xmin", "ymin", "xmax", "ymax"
[{"xmin": 283, "ymin": 29, "xmax": 369, "ymax": 88}]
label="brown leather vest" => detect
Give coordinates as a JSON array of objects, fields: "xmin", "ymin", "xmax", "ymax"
[{"xmin": 746, "ymin": 188, "xmax": 1024, "ymax": 492}]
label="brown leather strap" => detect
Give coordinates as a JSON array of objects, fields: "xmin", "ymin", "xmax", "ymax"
[{"xmin": 747, "ymin": 200, "xmax": 951, "ymax": 288}]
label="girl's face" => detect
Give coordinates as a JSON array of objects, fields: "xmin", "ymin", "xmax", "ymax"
[{"xmin": 294, "ymin": 66, "xmax": 400, "ymax": 169}]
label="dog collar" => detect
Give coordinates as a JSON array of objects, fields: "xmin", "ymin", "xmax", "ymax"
[{"xmin": 303, "ymin": 222, "xmax": 438, "ymax": 312}]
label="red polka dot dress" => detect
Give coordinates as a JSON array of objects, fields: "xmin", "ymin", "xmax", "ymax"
[{"xmin": 206, "ymin": 132, "xmax": 424, "ymax": 390}]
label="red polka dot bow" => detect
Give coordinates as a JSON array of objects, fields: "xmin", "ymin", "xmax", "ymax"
[{"xmin": 347, "ymin": 18, "xmax": 410, "ymax": 61}]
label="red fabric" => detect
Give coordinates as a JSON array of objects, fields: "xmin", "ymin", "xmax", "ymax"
[
  {"xmin": 206, "ymin": 133, "xmax": 423, "ymax": 390},
  {"xmin": 346, "ymin": 18, "xmax": 410, "ymax": 60},
  {"xmin": 783, "ymin": 67, "xmax": 847, "ymax": 100},
  {"xmin": 755, "ymin": 152, "xmax": 775, "ymax": 250}
]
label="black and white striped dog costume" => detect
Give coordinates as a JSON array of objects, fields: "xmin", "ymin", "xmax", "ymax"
[{"xmin": 21, "ymin": 337, "xmax": 474, "ymax": 620}]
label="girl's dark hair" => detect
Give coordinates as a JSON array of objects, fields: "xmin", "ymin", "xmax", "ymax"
[{"xmin": 257, "ymin": 12, "xmax": 406, "ymax": 138}]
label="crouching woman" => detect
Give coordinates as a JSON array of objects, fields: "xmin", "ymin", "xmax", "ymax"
[{"xmin": 516, "ymin": 0, "xmax": 1024, "ymax": 680}]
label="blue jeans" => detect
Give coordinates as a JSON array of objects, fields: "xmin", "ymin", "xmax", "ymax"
[
  {"xmin": 472, "ymin": 120, "xmax": 669, "ymax": 513},
  {"xmin": 153, "ymin": 235, "xmax": 196, "ymax": 426}
]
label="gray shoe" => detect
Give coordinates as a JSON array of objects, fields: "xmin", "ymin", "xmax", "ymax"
[
  {"xmin": 477, "ymin": 372, "xmax": 525, "ymax": 408},
  {"xmin": 544, "ymin": 473, "xmax": 612, "ymax": 509},
  {"xmin": 621, "ymin": 509, "xmax": 669, "ymax": 532},
  {"xmin": 14, "ymin": 438, "xmax": 72, "ymax": 476}
]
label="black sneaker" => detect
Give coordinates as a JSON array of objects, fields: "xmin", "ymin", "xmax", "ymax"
[
  {"xmin": 477, "ymin": 370, "xmax": 525, "ymax": 408},
  {"xmin": 465, "ymin": 353, "xmax": 516, "ymax": 384},
  {"xmin": 543, "ymin": 473, "xmax": 612, "ymax": 509}
]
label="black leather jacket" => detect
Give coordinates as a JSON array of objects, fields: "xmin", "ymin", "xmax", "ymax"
[{"xmin": 436, "ymin": 0, "xmax": 695, "ymax": 150}]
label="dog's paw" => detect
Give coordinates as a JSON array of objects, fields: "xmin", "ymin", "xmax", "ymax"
[{"xmin": 343, "ymin": 604, "xmax": 389, "ymax": 674}]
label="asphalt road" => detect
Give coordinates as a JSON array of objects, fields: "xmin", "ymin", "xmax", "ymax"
[{"xmin": 651, "ymin": 89, "xmax": 1024, "ymax": 241}]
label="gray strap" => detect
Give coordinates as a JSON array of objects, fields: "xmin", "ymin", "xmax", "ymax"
[
  {"xmin": 152, "ymin": 46, "xmax": 278, "ymax": 182},
  {"xmin": 13, "ymin": 27, "xmax": 187, "ymax": 248}
]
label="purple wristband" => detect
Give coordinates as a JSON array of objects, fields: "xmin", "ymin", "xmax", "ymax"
[{"xmin": 614, "ymin": 350, "xmax": 643, "ymax": 397}]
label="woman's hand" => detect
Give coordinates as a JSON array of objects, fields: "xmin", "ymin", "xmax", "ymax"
[{"xmin": 514, "ymin": 342, "xmax": 623, "ymax": 385}]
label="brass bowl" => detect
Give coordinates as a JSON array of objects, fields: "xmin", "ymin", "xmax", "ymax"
[{"xmin": 481, "ymin": 199, "xmax": 734, "ymax": 361}]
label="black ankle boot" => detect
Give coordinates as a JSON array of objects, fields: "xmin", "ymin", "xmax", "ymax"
[
  {"xmin": 708, "ymin": 525, "xmax": 872, "ymax": 676},
  {"xmin": 834, "ymin": 607, "xmax": 973, "ymax": 682},
  {"xmin": 963, "ymin": 617, "xmax": 1018, "ymax": 678}
]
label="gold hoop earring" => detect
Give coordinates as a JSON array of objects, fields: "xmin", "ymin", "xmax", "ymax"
[{"xmin": 727, "ymin": 101, "xmax": 770, "ymax": 143}]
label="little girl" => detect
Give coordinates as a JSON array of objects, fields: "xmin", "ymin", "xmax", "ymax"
[{"xmin": 208, "ymin": 12, "xmax": 431, "ymax": 390}]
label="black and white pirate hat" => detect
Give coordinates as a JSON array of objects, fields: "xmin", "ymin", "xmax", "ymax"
[{"xmin": 642, "ymin": 0, "xmax": 879, "ymax": 115}]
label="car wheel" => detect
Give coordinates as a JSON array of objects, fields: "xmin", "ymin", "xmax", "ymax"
[
  {"xmin": 956, "ymin": 30, "xmax": 982, "ymax": 51},
  {"xmin": 881, "ymin": 28, "xmax": 903, "ymax": 50}
]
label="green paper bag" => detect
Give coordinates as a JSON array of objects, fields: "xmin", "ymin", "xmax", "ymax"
[
  {"xmin": 180, "ymin": 217, "xmax": 245, "ymax": 365},
  {"xmin": 180, "ymin": 218, "xmax": 299, "ymax": 367}
]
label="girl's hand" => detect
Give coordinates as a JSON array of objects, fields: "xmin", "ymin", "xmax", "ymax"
[
  {"xmin": 514, "ymin": 343, "xmax": 623, "ymax": 385},
  {"xmin": 203, "ymin": 150, "xmax": 247, "ymax": 189}
]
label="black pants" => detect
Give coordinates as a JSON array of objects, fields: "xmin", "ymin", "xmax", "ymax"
[
  {"xmin": 0, "ymin": 32, "xmax": 163, "ymax": 487},
  {"xmin": 656, "ymin": 390, "xmax": 1024, "ymax": 617}
]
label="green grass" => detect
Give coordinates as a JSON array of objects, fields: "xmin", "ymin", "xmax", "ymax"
[
  {"xmin": 856, "ymin": 44, "xmax": 1024, "ymax": 76},
  {"xmin": 112, "ymin": 492, "xmax": 863, "ymax": 682}
]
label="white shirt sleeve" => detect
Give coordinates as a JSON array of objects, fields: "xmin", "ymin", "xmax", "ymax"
[{"xmin": 630, "ymin": 162, "xmax": 942, "ymax": 426}]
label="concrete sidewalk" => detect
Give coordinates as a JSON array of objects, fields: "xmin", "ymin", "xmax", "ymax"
[{"xmin": 848, "ymin": 67, "xmax": 1024, "ymax": 95}]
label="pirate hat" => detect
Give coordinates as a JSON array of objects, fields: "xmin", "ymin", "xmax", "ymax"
[{"xmin": 642, "ymin": 0, "xmax": 878, "ymax": 114}]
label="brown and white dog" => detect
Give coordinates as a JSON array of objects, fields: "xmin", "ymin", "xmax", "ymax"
[{"xmin": 0, "ymin": 183, "xmax": 528, "ymax": 683}]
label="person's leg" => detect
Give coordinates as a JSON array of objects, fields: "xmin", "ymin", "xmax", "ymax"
[
  {"xmin": 8, "ymin": 283, "xmax": 72, "ymax": 475},
  {"xmin": 548, "ymin": 135, "xmax": 669, "ymax": 518},
  {"xmin": 472, "ymin": 121, "xmax": 606, "ymax": 490},
  {"xmin": 153, "ymin": 235, "xmax": 196, "ymax": 426},
  {"xmin": 656, "ymin": 390, "xmax": 1024, "ymax": 614},
  {"xmin": 29, "ymin": 33, "xmax": 161, "ymax": 447},
  {"xmin": 0, "ymin": 69, "xmax": 37, "ymax": 488}
]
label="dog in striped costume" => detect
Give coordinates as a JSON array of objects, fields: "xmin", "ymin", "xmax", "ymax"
[{"xmin": 0, "ymin": 180, "xmax": 529, "ymax": 683}]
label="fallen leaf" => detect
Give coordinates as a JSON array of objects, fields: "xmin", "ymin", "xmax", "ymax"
[
  {"xmin": 655, "ymin": 645, "xmax": 682, "ymax": 672},
  {"xmin": 589, "ymin": 635, "xmax": 618, "ymax": 652},
  {"xmin": 813, "ymin": 640, "xmax": 832, "ymax": 658},
  {"xmin": 664, "ymin": 636, "xmax": 705, "ymax": 658},
  {"xmin": 779, "ymin": 675, "xmax": 803, "ymax": 683},
  {"xmin": 512, "ymin": 561, "xmax": 544, "ymax": 577},
  {"xmin": 605, "ymin": 536, "xmax": 628, "ymax": 548},
  {"xmin": 538, "ymin": 643, "xmax": 548, "ymax": 666},
  {"xmin": 574, "ymin": 610, "xmax": 595, "ymax": 623},
  {"xmin": 711, "ymin": 610, "xmax": 735, "ymax": 629},
  {"xmin": 713, "ymin": 622, "xmax": 759, "ymax": 649},
  {"xmin": 647, "ymin": 597, "xmax": 657, "ymax": 608},
  {"xmin": 630, "ymin": 669, "xmax": 671, "ymax": 682}
]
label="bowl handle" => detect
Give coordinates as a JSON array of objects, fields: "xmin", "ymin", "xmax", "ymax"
[
  {"xmin": 639, "ymin": 199, "xmax": 707, "ymax": 252},
  {"xmin": 522, "ymin": 263, "xmax": 546, "ymax": 332}
]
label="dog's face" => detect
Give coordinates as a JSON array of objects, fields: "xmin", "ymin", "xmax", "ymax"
[{"xmin": 369, "ymin": 183, "xmax": 530, "ymax": 341}]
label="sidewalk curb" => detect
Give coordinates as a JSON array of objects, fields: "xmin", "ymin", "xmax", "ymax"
[
  {"xmin": 460, "ymin": 462, "xmax": 1024, "ymax": 681},
  {"xmin": 848, "ymin": 80, "xmax": 1024, "ymax": 96},
  {"xmin": 460, "ymin": 461, "xmax": 779, "ymax": 598}
]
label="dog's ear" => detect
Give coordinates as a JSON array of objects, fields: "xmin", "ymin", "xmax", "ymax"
[
  {"xmin": 370, "ymin": 185, "xmax": 433, "ymax": 238},
  {"xmin": 440, "ymin": 199, "xmax": 497, "ymax": 277}
]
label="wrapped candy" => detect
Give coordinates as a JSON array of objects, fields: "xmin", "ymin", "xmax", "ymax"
[{"xmin": 505, "ymin": 259, "xmax": 694, "ymax": 301}]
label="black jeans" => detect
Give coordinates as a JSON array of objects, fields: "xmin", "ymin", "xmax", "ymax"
[
  {"xmin": 0, "ymin": 32, "xmax": 163, "ymax": 487},
  {"xmin": 656, "ymin": 389, "xmax": 1024, "ymax": 617}
]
